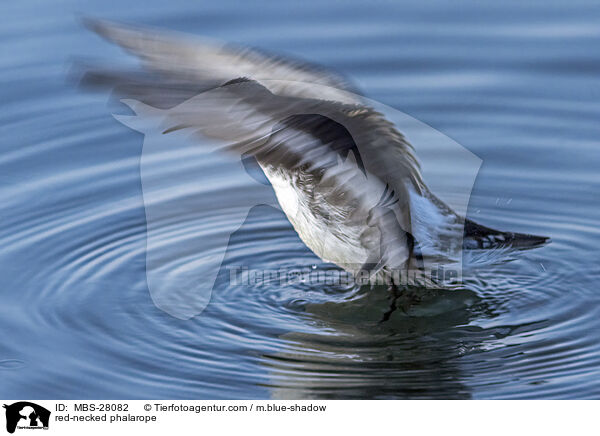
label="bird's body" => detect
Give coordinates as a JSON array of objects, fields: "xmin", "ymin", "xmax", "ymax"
[
  {"xmin": 82, "ymin": 19, "xmax": 548, "ymax": 292},
  {"xmin": 262, "ymin": 160, "xmax": 398, "ymax": 276}
]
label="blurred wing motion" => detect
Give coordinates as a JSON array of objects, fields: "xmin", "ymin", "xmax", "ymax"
[
  {"xmin": 80, "ymin": 19, "xmax": 548, "ymax": 286},
  {"xmin": 82, "ymin": 18, "xmax": 360, "ymax": 106}
]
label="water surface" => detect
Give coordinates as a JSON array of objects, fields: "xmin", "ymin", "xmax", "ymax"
[{"xmin": 1, "ymin": 0, "xmax": 600, "ymax": 399}]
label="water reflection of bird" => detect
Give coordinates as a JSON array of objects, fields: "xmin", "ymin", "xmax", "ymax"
[
  {"xmin": 263, "ymin": 286, "xmax": 488, "ymax": 399},
  {"xmin": 81, "ymin": 20, "xmax": 548, "ymax": 317}
]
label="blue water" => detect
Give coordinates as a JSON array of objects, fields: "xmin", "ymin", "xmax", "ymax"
[{"xmin": 2, "ymin": 0, "xmax": 600, "ymax": 399}]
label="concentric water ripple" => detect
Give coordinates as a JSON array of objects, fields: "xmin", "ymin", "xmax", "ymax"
[{"xmin": 1, "ymin": 0, "xmax": 600, "ymax": 399}]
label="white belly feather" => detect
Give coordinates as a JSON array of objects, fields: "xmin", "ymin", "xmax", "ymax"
[{"xmin": 262, "ymin": 167, "xmax": 372, "ymax": 271}]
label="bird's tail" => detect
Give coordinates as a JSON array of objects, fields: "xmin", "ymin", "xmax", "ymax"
[{"xmin": 462, "ymin": 218, "xmax": 549, "ymax": 250}]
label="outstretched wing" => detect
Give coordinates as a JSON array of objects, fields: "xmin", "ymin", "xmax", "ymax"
[
  {"xmin": 82, "ymin": 19, "xmax": 425, "ymax": 204},
  {"xmin": 83, "ymin": 18, "xmax": 360, "ymax": 103}
]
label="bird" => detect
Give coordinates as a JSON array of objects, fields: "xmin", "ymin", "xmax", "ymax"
[{"xmin": 80, "ymin": 19, "xmax": 548, "ymax": 318}]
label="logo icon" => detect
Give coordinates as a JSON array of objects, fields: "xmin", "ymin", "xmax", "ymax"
[
  {"xmin": 117, "ymin": 82, "xmax": 481, "ymax": 320},
  {"xmin": 3, "ymin": 402, "xmax": 50, "ymax": 434}
]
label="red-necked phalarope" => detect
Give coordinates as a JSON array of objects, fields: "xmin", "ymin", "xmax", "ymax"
[{"xmin": 81, "ymin": 20, "xmax": 548, "ymax": 317}]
